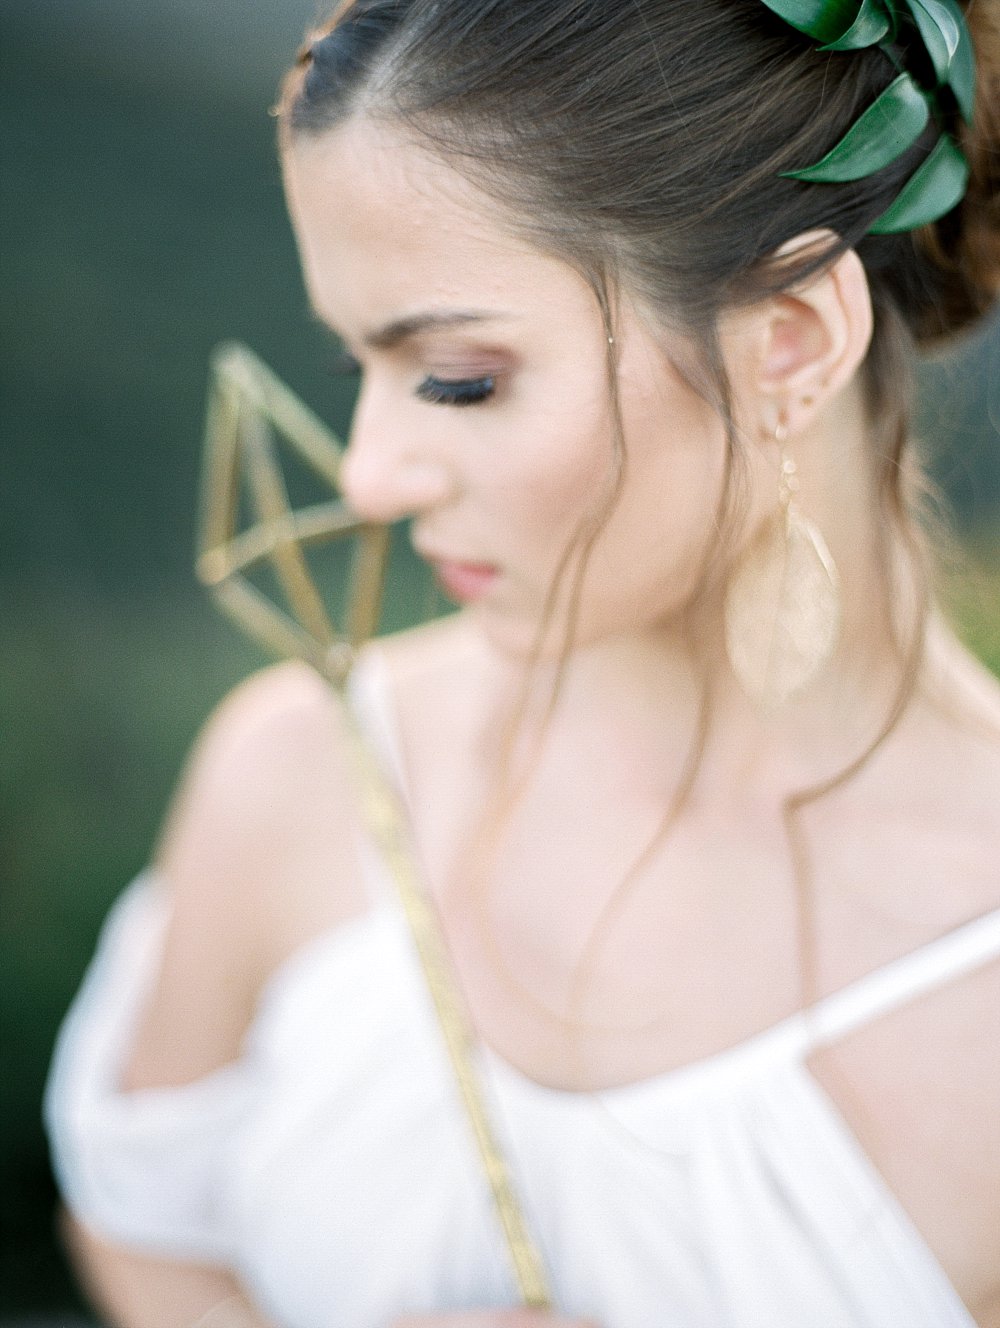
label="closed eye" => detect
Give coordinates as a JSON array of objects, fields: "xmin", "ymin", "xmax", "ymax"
[
  {"xmin": 416, "ymin": 375, "xmax": 495, "ymax": 407},
  {"xmin": 329, "ymin": 350, "xmax": 496, "ymax": 407}
]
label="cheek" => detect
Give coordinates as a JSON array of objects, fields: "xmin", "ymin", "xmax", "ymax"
[
  {"xmin": 515, "ymin": 441, "xmax": 610, "ymax": 539},
  {"xmin": 477, "ymin": 382, "xmax": 615, "ymax": 555},
  {"xmin": 631, "ymin": 410, "xmax": 726, "ymax": 549},
  {"xmin": 585, "ymin": 374, "xmax": 730, "ymax": 609}
]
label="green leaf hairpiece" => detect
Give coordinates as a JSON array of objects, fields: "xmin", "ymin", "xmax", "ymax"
[
  {"xmin": 868, "ymin": 130, "xmax": 969, "ymax": 231},
  {"xmin": 761, "ymin": 0, "xmax": 975, "ymax": 233},
  {"xmin": 783, "ymin": 73, "xmax": 929, "ymax": 182}
]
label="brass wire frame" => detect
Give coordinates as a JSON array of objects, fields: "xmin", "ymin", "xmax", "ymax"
[
  {"xmin": 196, "ymin": 342, "xmax": 552, "ymax": 1309},
  {"xmin": 196, "ymin": 340, "xmax": 390, "ymax": 686}
]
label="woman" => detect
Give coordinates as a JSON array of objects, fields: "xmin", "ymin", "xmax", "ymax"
[{"xmin": 45, "ymin": 1, "xmax": 1000, "ymax": 1325}]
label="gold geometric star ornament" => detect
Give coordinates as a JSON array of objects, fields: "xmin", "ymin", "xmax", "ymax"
[
  {"xmin": 192, "ymin": 342, "xmax": 557, "ymax": 1311},
  {"xmin": 196, "ymin": 341, "xmax": 390, "ymax": 689}
]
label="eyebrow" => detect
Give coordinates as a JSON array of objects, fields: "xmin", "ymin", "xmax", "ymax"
[{"xmin": 312, "ymin": 307, "xmax": 515, "ymax": 351}]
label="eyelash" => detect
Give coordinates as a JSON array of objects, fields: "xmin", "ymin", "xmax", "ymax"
[
  {"xmin": 416, "ymin": 375, "xmax": 496, "ymax": 407},
  {"xmin": 329, "ymin": 351, "xmax": 495, "ymax": 408}
]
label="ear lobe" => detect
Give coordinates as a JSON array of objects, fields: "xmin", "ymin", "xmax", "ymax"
[{"xmin": 756, "ymin": 243, "xmax": 874, "ymax": 432}]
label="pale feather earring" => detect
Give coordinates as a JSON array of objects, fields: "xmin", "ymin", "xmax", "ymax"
[{"xmin": 724, "ymin": 424, "xmax": 840, "ymax": 709}]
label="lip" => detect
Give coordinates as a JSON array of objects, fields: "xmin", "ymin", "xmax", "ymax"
[
  {"xmin": 411, "ymin": 532, "xmax": 502, "ymax": 603},
  {"xmin": 429, "ymin": 557, "xmax": 500, "ymax": 604}
]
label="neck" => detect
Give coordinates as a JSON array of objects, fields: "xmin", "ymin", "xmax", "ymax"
[
  {"xmin": 525, "ymin": 617, "xmax": 909, "ymax": 807},
  {"xmin": 491, "ymin": 383, "xmax": 929, "ymax": 807}
]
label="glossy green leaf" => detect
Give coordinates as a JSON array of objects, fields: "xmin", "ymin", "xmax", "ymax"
[
  {"xmin": 761, "ymin": 0, "xmax": 976, "ymax": 234},
  {"xmin": 759, "ymin": 0, "xmax": 867, "ymax": 44},
  {"xmin": 903, "ymin": 0, "xmax": 961, "ymax": 83},
  {"xmin": 869, "ymin": 133, "xmax": 969, "ymax": 232},
  {"xmin": 902, "ymin": 0, "xmax": 975, "ymax": 120},
  {"xmin": 784, "ymin": 73, "xmax": 930, "ymax": 182},
  {"xmin": 820, "ymin": 0, "xmax": 892, "ymax": 50},
  {"xmin": 935, "ymin": 0, "xmax": 976, "ymax": 122}
]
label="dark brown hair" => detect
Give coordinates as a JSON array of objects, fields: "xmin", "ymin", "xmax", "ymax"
[
  {"xmin": 278, "ymin": 0, "xmax": 1000, "ymax": 611},
  {"xmin": 277, "ymin": 0, "xmax": 1000, "ymax": 1014}
]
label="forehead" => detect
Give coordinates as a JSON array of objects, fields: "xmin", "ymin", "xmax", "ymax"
[{"xmin": 281, "ymin": 117, "xmax": 600, "ymax": 336}]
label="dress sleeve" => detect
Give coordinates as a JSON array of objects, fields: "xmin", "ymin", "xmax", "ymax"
[{"xmin": 43, "ymin": 871, "xmax": 257, "ymax": 1263}]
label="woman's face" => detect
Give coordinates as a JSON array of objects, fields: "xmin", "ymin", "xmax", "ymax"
[{"xmin": 282, "ymin": 118, "xmax": 735, "ymax": 658}]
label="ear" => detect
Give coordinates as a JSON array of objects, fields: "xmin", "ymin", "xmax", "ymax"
[{"xmin": 728, "ymin": 231, "xmax": 874, "ymax": 438}]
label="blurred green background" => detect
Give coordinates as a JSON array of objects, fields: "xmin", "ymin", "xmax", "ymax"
[{"xmin": 1, "ymin": 1, "xmax": 998, "ymax": 1316}]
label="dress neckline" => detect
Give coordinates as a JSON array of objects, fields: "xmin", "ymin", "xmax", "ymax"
[
  {"xmin": 344, "ymin": 645, "xmax": 1000, "ymax": 1101},
  {"xmin": 465, "ymin": 902, "xmax": 1000, "ymax": 1103},
  {"xmin": 245, "ymin": 854, "xmax": 1000, "ymax": 1105}
]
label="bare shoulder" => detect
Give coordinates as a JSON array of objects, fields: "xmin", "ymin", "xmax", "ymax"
[
  {"xmin": 124, "ymin": 660, "xmax": 369, "ymax": 1090},
  {"xmin": 827, "ymin": 629, "xmax": 1000, "ymax": 1315},
  {"xmin": 923, "ymin": 624, "xmax": 1000, "ymax": 905},
  {"xmin": 826, "ymin": 926, "xmax": 1000, "ymax": 1317},
  {"xmin": 925, "ymin": 612, "xmax": 1000, "ymax": 757},
  {"xmin": 156, "ymin": 658, "xmax": 361, "ymax": 875}
]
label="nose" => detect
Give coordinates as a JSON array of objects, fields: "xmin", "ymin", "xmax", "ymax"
[{"xmin": 337, "ymin": 385, "xmax": 455, "ymax": 524}]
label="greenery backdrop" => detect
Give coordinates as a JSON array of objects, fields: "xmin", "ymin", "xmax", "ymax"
[{"xmin": 1, "ymin": 2, "xmax": 998, "ymax": 1315}]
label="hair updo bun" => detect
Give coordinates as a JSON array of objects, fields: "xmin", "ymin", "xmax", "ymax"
[{"xmin": 906, "ymin": 0, "xmax": 1000, "ymax": 344}]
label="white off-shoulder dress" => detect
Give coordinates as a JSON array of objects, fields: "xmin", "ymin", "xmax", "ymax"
[{"xmin": 45, "ymin": 654, "xmax": 1000, "ymax": 1327}]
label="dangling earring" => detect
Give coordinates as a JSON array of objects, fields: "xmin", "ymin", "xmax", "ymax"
[{"xmin": 724, "ymin": 422, "xmax": 840, "ymax": 709}]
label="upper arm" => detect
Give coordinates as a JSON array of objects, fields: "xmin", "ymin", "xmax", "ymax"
[
  {"xmin": 122, "ymin": 660, "xmax": 369, "ymax": 1091},
  {"xmin": 820, "ymin": 949, "xmax": 1000, "ymax": 1319},
  {"xmin": 59, "ymin": 1209, "xmax": 257, "ymax": 1328}
]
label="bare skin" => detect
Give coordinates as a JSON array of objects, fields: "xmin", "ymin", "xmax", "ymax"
[{"xmin": 64, "ymin": 117, "xmax": 1000, "ymax": 1326}]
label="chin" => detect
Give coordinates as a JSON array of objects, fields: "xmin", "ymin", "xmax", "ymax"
[{"xmin": 453, "ymin": 599, "xmax": 550, "ymax": 664}]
